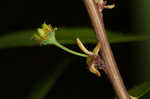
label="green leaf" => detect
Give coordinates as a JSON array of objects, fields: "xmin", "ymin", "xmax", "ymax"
[
  {"xmin": 25, "ymin": 57, "xmax": 72, "ymax": 99},
  {"xmin": 113, "ymin": 82, "xmax": 150, "ymax": 99},
  {"xmin": 0, "ymin": 27, "xmax": 150, "ymax": 48},
  {"xmin": 128, "ymin": 82, "xmax": 150, "ymax": 98}
]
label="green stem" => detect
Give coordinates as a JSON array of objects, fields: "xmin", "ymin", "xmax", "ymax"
[{"xmin": 54, "ymin": 41, "xmax": 88, "ymax": 57}]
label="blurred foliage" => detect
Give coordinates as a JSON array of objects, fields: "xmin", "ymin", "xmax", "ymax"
[
  {"xmin": 114, "ymin": 82, "xmax": 150, "ymax": 99},
  {"xmin": 0, "ymin": 27, "xmax": 150, "ymax": 48},
  {"xmin": 1, "ymin": 27, "xmax": 150, "ymax": 99},
  {"xmin": 26, "ymin": 57, "xmax": 72, "ymax": 99},
  {"xmin": 128, "ymin": 82, "xmax": 150, "ymax": 98}
]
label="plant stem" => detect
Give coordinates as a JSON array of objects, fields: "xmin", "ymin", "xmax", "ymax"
[
  {"xmin": 83, "ymin": 0, "xmax": 130, "ymax": 99},
  {"xmin": 54, "ymin": 41, "xmax": 88, "ymax": 57}
]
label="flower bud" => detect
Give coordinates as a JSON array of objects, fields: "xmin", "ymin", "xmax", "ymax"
[{"xmin": 33, "ymin": 23, "xmax": 57, "ymax": 45}]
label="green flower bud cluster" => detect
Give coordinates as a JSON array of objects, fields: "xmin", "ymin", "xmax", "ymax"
[
  {"xmin": 33, "ymin": 23, "xmax": 87, "ymax": 58},
  {"xmin": 33, "ymin": 23, "xmax": 57, "ymax": 45}
]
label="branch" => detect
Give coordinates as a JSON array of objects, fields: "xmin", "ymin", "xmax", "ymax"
[{"xmin": 83, "ymin": 0, "xmax": 130, "ymax": 98}]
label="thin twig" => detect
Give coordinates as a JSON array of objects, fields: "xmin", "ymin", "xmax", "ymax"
[{"xmin": 83, "ymin": 0, "xmax": 130, "ymax": 99}]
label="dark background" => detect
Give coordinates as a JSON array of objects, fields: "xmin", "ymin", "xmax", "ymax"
[
  {"xmin": 0, "ymin": 0, "xmax": 132, "ymax": 34},
  {"xmin": 0, "ymin": 0, "xmax": 148, "ymax": 99}
]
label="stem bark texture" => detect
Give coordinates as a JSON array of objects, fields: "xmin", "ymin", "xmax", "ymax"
[{"xmin": 83, "ymin": 0, "xmax": 130, "ymax": 98}]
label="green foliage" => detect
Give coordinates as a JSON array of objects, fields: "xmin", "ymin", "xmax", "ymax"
[
  {"xmin": 1, "ymin": 27, "xmax": 150, "ymax": 99},
  {"xmin": 26, "ymin": 57, "xmax": 72, "ymax": 99},
  {"xmin": 113, "ymin": 82, "xmax": 150, "ymax": 99},
  {"xmin": 0, "ymin": 27, "xmax": 149, "ymax": 48},
  {"xmin": 128, "ymin": 82, "xmax": 150, "ymax": 98}
]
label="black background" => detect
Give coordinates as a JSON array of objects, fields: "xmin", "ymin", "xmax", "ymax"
[{"xmin": 0, "ymin": 0, "xmax": 131, "ymax": 34}]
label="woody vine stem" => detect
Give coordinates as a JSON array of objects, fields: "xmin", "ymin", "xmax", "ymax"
[{"xmin": 83, "ymin": 0, "xmax": 130, "ymax": 99}]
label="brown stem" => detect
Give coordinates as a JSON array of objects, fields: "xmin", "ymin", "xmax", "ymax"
[{"xmin": 83, "ymin": 0, "xmax": 130, "ymax": 99}]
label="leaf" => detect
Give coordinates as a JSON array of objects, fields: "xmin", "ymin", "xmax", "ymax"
[
  {"xmin": 25, "ymin": 57, "xmax": 72, "ymax": 99},
  {"xmin": 113, "ymin": 82, "xmax": 150, "ymax": 99},
  {"xmin": 128, "ymin": 82, "xmax": 150, "ymax": 98},
  {"xmin": 0, "ymin": 27, "xmax": 150, "ymax": 48}
]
